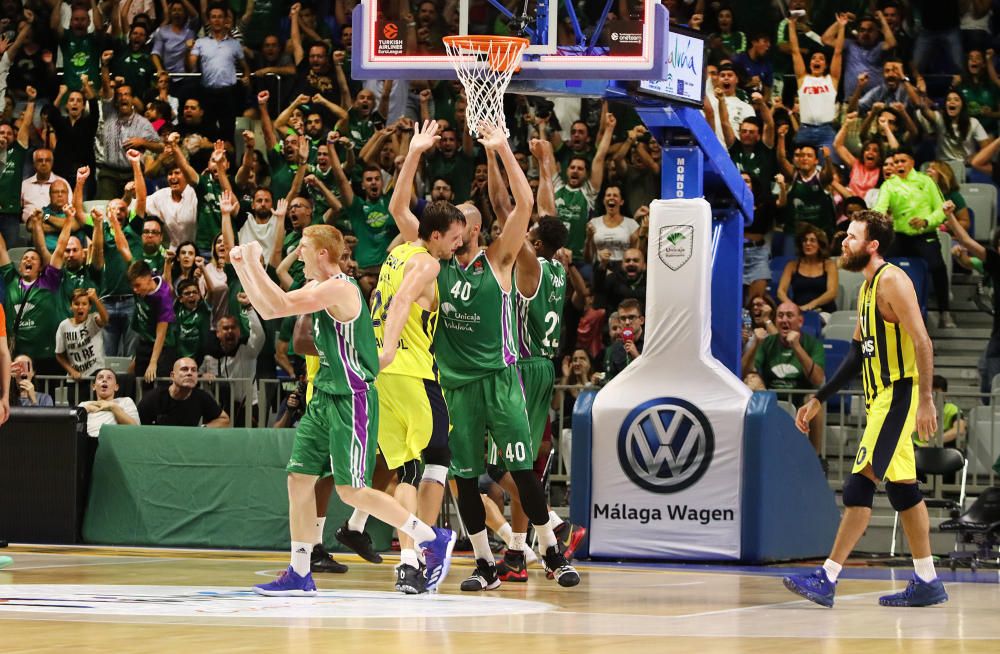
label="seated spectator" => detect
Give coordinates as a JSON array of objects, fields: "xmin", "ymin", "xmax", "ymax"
[
  {"xmin": 11, "ymin": 354, "xmax": 54, "ymax": 407},
  {"xmin": 593, "ymin": 247, "xmax": 647, "ymax": 313},
  {"xmin": 584, "ymin": 185, "xmax": 638, "ymax": 264},
  {"xmin": 604, "ymin": 298, "xmax": 644, "ymax": 382},
  {"xmin": 777, "ymin": 225, "xmax": 839, "ymax": 318},
  {"xmin": 915, "ymin": 90, "xmax": 991, "ymax": 166},
  {"xmin": 55, "ymin": 288, "xmax": 108, "ymax": 399},
  {"xmin": 745, "ymin": 293, "xmax": 780, "ymax": 344},
  {"xmin": 873, "ymin": 148, "xmax": 954, "ymax": 327},
  {"xmin": 138, "ymin": 357, "xmax": 230, "ymax": 427},
  {"xmin": 741, "ymin": 301, "xmax": 825, "ymax": 452},
  {"xmin": 79, "ymin": 369, "xmax": 140, "ymax": 438},
  {"xmin": 925, "ymin": 161, "xmax": 971, "ymax": 231}
]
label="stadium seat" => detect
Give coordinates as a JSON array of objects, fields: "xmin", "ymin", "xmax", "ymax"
[
  {"xmin": 822, "ymin": 323, "xmax": 856, "ymax": 341},
  {"xmin": 83, "ymin": 200, "xmax": 106, "ymax": 215},
  {"xmin": 960, "ymin": 183, "xmax": 997, "ymax": 242},
  {"xmin": 967, "ymin": 407, "xmax": 1000, "ymax": 477},
  {"xmin": 105, "ymin": 357, "xmax": 133, "ymax": 374},
  {"xmin": 887, "ymin": 257, "xmax": 928, "ymax": 314},
  {"xmin": 769, "ymin": 255, "xmax": 793, "ymax": 295},
  {"xmin": 826, "ymin": 310, "xmax": 857, "ymax": 327},
  {"xmin": 7, "ymin": 247, "xmax": 29, "ymax": 265},
  {"xmin": 801, "ymin": 310, "xmax": 822, "ymax": 338},
  {"xmin": 822, "ymin": 339, "xmax": 853, "ymax": 413},
  {"xmin": 836, "ymin": 267, "xmax": 867, "ymax": 310}
]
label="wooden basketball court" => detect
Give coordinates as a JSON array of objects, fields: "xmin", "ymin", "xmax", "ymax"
[{"xmin": 1, "ymin": 545, "xmax": 997, "ymax": 652}]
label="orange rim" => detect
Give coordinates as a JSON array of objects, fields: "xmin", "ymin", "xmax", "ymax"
[{"xmin": 443, "ymin": 35, "xmax": 530, "ymax": 72}]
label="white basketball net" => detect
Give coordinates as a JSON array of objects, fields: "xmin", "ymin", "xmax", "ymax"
[{"xmin": 443, "ymin": 37, "xmax": 529, "ymax": 138}]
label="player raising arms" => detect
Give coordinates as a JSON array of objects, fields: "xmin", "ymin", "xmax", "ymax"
[
  {"xmin": 230, "ymin": 226, "xmax": 455, "ymax": 596},
  {"xmin": 341, "ymin": 186, "xmax": 466, "ymax": 594},
  {"xmin": 392, "ymin": 120, "xmax": 580, "ymax": 590}
]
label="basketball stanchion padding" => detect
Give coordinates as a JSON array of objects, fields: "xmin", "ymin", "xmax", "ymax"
[{"xmin": 443, "ymin": 35, "xmax": 529, "ymax": 137}]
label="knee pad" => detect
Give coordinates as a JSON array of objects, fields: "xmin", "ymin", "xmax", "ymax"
[
  {"xmin": 486, "ymin": 463, "xmax": 507, "ymax": 484},
  {"xmin": 842, "ymin": 473, "xmax": 876, "ymax": 508},
  {"xmin": 422, "ymin": 445, "xmax": 451, "ymax": 468},
  {"xmin": 886, "ymin": 481, "xmax": 923, "ymax": 512},
  {"xmin": 422, "ymin": 464, "xmax": 449, "ymax": 486},
  {"xmin": 396, "ymin": 459, "xmax": 422, "ymax": 486}
]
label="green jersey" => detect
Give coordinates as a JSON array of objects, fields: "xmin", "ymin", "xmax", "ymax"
[
  {"xmin": 346, "ymin": 195, "xmax": 397, "ymax": 269},
  {"xmin": 195, "ymin": 173, "xmax": 224, "ymax": 252},
  {"xmin": 60, "ymin": 264, "xmax": 103, "ymax": 316},
  {"xmin": 281, "ymin": 229, "xmax": 307, "ymax": 286},
  {"xmin": 0, "ymin": 142, "xmax": 27, "ymax": 215},
  {"xmin": 552, "ymin": 175, "xmax": 597, "ymax": 257},
  {"xmin": 97, "ymin": 215, "xmax": 135, "ymax": 296},
  {"xmin": 268, "ymin": 146, "xmax": 298, "ymax": 202},
  {"xmin": 175, "ymin": 301, "xmax": 211, "ymax": 360},
  {"xmin": 516, "ymin": 258, "xmax": 567, "ymax": 360},
  {"xmin": 307, "ymin": 166, "xmax": 339, "ymax": 224},
  {"xmin": 60, "ymin": 32, "xmax": 100, "ymax": 91},
  {"xmin": 2, "ymin": 264, "xmax": 64, "ymax": 360},
  {"xmin": 435, "ymin": 250, "xmax": 517, "ymax": 388},
  {"xmin": 111, "ymin": 49, "xmax": 154, "ymax": 97},
  {"xmin": 786, "ymin": 172, "xmax": 836, "ymax": 236},
  {"xmin": 310, "ymin": 275, "xmax": 379, "ymax": 395}
]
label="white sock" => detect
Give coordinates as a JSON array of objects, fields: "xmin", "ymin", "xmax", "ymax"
[
  {"xmin": 347, "ymin": 510, "xmax": 369, "ymax": 533},
  {"xmin": 822, "ymin": 559, "xmax": 842, "ymax": 583},
  {"xmin": 510, "ymin": 532, "xmax": 527, "ymax": 552},
  {"xmin": 913, "ymin": 556, "xmax": 937, "ymax": 582},
  {"xmin": 548, "ymin": 510, "xmax": 563, "ymax": 529},
  {"xmin": 497, "ymin": 522, "xmax": 513, "ymax": 546},
  {"xmin": 314, "ymin": 517, "xmax": 326, "ymax": 546},
  {"xmin": 398, "ymin": 513, "xmax": 436, "ymax": 544},
  {"xmin": 400, "ymin": 548, "xmax": 419, "ymax": 568},
  {"xmin": 469, "ymin": 529, "xmax": 495, "ymax": 564},
  {"xmin": 291, "ymin": 541, "xmax": 312, "ymax": 576},
  {"xmin": 535, "ymin": 523, "xmax": 557, "ymax": 552}
]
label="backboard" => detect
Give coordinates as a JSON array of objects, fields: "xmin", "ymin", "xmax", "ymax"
[{"xmin": 352, "ymin": 0, "xmax": 668, "ymax": 80}]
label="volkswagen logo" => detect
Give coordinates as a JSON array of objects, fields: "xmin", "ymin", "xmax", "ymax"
[{"xmin": 617, "ymin": 398, "xmax": 714, "ymax": 493}]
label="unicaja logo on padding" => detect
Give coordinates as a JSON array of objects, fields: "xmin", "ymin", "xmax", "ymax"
[{"xmin": 617, "ymin": 398, "xmax": 714, "ymax": 493}]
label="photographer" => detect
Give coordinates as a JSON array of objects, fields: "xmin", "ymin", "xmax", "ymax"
[
  {"xmin": 604, "ymin": 299, "xmax": 644, "ymax": 382},
  {"xmin": 274, "ymin": 377, "xmax": 308, "ymax": 428},
  {"xmin": 11, "ymin": 354, "xmax": 54, "ymax": 407}
]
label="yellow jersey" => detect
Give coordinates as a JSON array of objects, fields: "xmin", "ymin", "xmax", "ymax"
[
  {"xmin": 305, "ymin": 354, "xmax": 320, "ymax": 403},
  {"xmin": 857, "ymin": 263, "xmax": 918, "ymax": 410},
  {"xmin": 372, "ymin": 242, "xmax": 439, "ymax": 380}
]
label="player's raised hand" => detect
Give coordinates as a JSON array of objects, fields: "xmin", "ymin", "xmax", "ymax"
[
  {"xmin": 476, "ymin": 123, "xmax": 507, "ymax": 152},
  {"xmin": 240, "ymin": 240, "xmax": 264, "ymax": 265},
  {"xmin": 409, "ymin": 119, "xmax": 441, "ymax": 154}
]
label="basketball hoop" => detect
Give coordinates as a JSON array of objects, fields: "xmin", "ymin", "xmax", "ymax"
[{"xmin": 443, "ymin": 35, "xmax": 530, "ymax": 138}]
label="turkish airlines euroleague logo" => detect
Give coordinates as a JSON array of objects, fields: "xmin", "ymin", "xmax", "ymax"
[{"xmin": 376, "ymin": 20, "xmax": 404, "ymax": 56}]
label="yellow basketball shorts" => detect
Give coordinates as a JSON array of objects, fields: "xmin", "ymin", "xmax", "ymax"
[
  {"xmin": 853, "ymin": 378, "xmax": 918, "ymax": 482},
  {"xmin": 374, "ymin": 372, "xmax": 450, "ymax": 470}
]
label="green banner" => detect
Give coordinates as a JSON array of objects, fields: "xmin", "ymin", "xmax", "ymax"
[{"xmin": 83, "ymin": 426, "xmax": 392, "ymax": 551}]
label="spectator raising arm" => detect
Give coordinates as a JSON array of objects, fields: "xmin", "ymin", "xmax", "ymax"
[{"xmin": 589, "ymin": 113, "xmax": 615, "ymax": 192}]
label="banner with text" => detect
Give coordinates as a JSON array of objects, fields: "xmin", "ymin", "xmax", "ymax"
[{"xmin": 589, "ymin": 199, "xmax": 750, "ymax": 559}]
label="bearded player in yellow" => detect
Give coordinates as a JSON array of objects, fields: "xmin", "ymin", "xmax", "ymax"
[
  {"xmin": 784, "ymin": 210, "xmax": 947, "ymax": 608},
  {"xmin": 335, "ymin": 167, "xmax": 466, "ymax": 594}
]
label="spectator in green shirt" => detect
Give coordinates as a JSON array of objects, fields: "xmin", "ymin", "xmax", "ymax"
[
  {"xmin": 0, "ymin": 87, "xmax": 34, "ymax": 247},
  {"xmin": 52, "ymin": 2, "xmax": 105, "ymax": 92},
  {"xmin": 111, "ymin": 23, "xmax": 155, "ymax": 99},
  {"xmin": 913, "ymin": 375, "xmax": 965, "ymax": 447},
  {"xmin": 743, "ymin": 300, "xmax": 826, "ymax": 453}
]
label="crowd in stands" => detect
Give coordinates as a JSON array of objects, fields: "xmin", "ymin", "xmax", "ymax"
[{"xmin": 0, "ymin": 1, "xmax": 997, "ymax": 450}]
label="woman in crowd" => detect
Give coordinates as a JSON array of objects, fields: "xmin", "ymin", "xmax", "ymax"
[
  {"xmin": 777, "ymin": 224, "xmax": 839, "ymax": 319},
  {"xmin": 584, "ymin": 185, "xmax": 638, "ymax": 264},
  {"xmin": 164, "ymin": 240, "xmax": 210, "ymax": 297},
  {"xmin": 926, "ymin": 160, "xmax": 971, "ymax": 231},
  {"xmin": 833, "ymin": 113, "xmax": 884, "ymax": 199},
  {"xmin": 918, "ymin": 90, "xmax": 991, "ymax": 166}
]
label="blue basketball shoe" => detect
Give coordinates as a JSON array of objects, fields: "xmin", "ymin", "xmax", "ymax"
[
  {"xmin": 420, "ymin": 527, "xmax": 456, "ymax": 591},
  {"xmin": 253, "ymin": 566, "xmax": 318, "ymax": 596},
  {"xmin": 879, "ymin": 575, "xmax": 948, "ymax": 607},
  {"xmin": 782, "ymin": 568, "xmax": 836, "ymax": 607}
]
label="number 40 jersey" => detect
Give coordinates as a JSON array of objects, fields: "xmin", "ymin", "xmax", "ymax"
[{"xmin": 435, "ymin": 250, "xmax": 518, "ymax": 389}]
